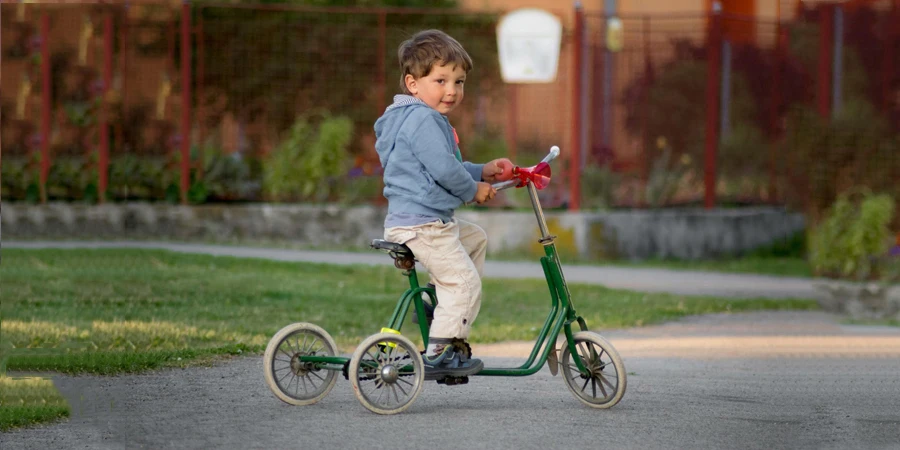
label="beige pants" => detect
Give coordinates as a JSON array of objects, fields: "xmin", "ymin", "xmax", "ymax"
[{"xmin": 384, "ymin": 218, "xmax": 487, "ymax": 339}]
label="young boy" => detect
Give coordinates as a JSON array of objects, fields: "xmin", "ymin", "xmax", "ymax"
[{"xmin": 374, "ymin": 29, "xmax": 514, "ymax": 380}]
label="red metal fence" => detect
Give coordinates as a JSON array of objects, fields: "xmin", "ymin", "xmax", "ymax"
[{"xmin": 2, "ymin": 1, "xmax": 898, "ymax": 221}]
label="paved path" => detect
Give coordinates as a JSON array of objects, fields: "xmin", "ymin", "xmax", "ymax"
[
  {"xmin": 2, "ymin": 311, "xmax": 899, "ymax": 450},
  {"xmin": 5, "ymin": 241, "xmax": 817, "ymax": 299}
]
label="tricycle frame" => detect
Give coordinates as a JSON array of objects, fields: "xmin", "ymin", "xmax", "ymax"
[{"xmin": 301, "ymin": 181, "xmax": 591, "ymax": 377}]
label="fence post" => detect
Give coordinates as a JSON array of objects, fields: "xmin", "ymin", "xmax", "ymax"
[
  {"xmin": 197, "ymin": 6, "xmax": 205, "ymax": 175},
  {"xmin": 816, "ymin": 3, "xmax": 834, "ymax": 119},
  {"xmin": 569, "ymin": 1, "xmax": 584, "ymax": 211},
  {"xmin": 703, "ymin": 3, "xmax": 722, "ymax": 209},
  {"xmin": 768, "ymin": 25, "xmax": 787, "ymax": 204},
  {"xmin": 882, "ymin": 0, "xmax": 898, "ymax": 114},
  {"xmin": 180, "ymin": 0, "xmax": 192, "ymax": 204},
  {"xmin": 99, "ymin": 13, "xmax": 113, "ymax": 203},
  {"xmin": 376, "ymin": 11, "xmax": 387, "ymax": 115},
  {"xmin": 831, "ymin": 4, "xmax": 843, "ymax": 118},
  {"xmin": 40, "ymin": 13, "xmax": 51, "ymax": 203}
]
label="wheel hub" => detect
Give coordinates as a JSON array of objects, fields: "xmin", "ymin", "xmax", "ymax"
[
  {"xmin": 290, "ymin": 352, "xmax": 312, "ymax": 376},
  {"xmin": 380, "ymin": 364, "xmax": 399, "ymax": 383}
]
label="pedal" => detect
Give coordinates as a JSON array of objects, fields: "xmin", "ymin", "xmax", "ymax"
[{"xmin": 435, "ymin": 376, "xmax": 469, "ymax": 386}]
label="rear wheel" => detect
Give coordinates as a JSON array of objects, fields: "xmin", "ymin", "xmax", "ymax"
[
  {"xmin": 263, "ymin": 322, "xmax": 339, "ymax": 406},
  {"xmin": 560, "ymin": 332, "xmax": 626, "ymax": 409}
]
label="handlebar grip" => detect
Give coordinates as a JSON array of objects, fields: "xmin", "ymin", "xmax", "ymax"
[
  {"xmin": 490, "ymin": 146, "xmax": 560, "ymax": 191},
  {"xmin": 540, "ymin": 146, "xmax": 561, "ymax": 164}
]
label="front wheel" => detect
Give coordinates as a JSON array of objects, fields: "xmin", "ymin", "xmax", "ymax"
[
  {"xmin": 263, "ymin": 322, "xmax": 339, "ymax": 406},
  {"xmin": 348, "ymin": 332, "xmax": 424, "ymax": 415},
  {"xmin": 560, "ymin": 331, "xmax": 626, "ymax": 409}
]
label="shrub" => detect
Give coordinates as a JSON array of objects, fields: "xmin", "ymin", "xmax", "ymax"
[
  {"xmin": 262, "ymin": 113, "xmax": 353, "ymax": 202},
  {"xmin": 810, "ymin": 190, "xmax": 895, "ymax": 281}
]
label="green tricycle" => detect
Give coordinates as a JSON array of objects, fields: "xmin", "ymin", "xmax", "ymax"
[{"xmin": 263, "ymin": 146, "xmax": 626, "ymax": 414}]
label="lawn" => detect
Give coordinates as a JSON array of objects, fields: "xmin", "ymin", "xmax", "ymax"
[
  {"xmin": 0, "ymin": 376, "xmax": 69, "ymax": 432},
  {"xmin": 0, "ymin": 248, "xmax": 818, "ymax": 430}
]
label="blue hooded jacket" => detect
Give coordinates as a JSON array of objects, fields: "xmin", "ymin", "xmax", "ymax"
[{"xmin": 374, "ymin": 95, "xmax": 484, "ymax": 226}]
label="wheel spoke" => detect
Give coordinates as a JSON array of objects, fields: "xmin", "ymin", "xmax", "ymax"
[
  {"xmin": 599, "ymin": 373, "xmax": 616, "ymax": 391},
  {"xmin": 308, "ymin": 369, "xmax": 326, "ymax": 382},
  {"xmin": 580, "ymin": 376, "xmax": 590, "ymax": 393},
  {"xmin": 299, "ymin": 372, "xmax": 309, "ymax": 393},
  {"xmin": 277, "ymin": 367, "xmax": 294, "ymax": 385},
  {"xmin": 591, "ymin": 377, "xmax": 597, "ymax": 398},
  {"xmin": 391, "ymin": 384, "xmax": 401, "ymax": 404},
  {"xmin": 304, "ymin": 373, "xmax": 319, "ymax": 390},
  {"xmin": 300, "ymin": 334, "xmax": 310, "ymax": 353},
  {"xmin": 394, "ymin": 380, "xmax": 409, "ymax": 397},
  {"xmin": 291, "ymin": 371, "xmax": 301, "ymax": 395},
  {"xmin": 365, "ymin": 379, "xmax": 380, "ymax": 397}
]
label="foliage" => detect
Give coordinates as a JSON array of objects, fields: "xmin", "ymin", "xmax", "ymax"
[
  {"xmin": 262, "ymin": 113, "xmax": 354, "ymax": 201},
  {"xmin": 781, "ymin": 98, "xmax": 899, "ymax": 220},
  {"xmin": 197, "ymin": 3, "xmax": 499, "ymax": 159},
  {"xmin": 643, "ymin": 140, "xmax": 694, "ymax": 208},
  {"xmin": 196, "ymin": 144, "xmax": 258, "ymax": 201},
  {"xmin": 342, "ymin": 174, "xmax": 383, "ymax": 205},
  {"xmin": 747, "ymin": 230, "xmax": 807, "ymax": 259},
  {"xmin": 0, "ymin": 155, "xmax": 40, "ymax": 202},
  {"xmin": 463, "ymin": 127, "xmax": 508, "ymax": 162},
  {"xmin": 107, "ymin": 154, "xmax": 173, "ymax": 200},
  {"xmin": 580, "ymin": 164, "xmax": 620, "ymax": 210},
  {"xmin": 620, "ymin": 38, "xmax": 810, "ymax": 206},
  {"xmin": 810, "ymin": 190, "xmax": 895, "ymax": 281},
  {"xmin": 45, "ymin": 156, "xmax": 96, "ymax": 202}
]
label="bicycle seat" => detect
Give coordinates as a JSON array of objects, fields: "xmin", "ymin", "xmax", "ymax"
[
  {"xmin": 371, "ymin": 239, "xmax": 416, "ymax": 270},
  {"xmin": 370, "ymin": 239, "xmax": 413, "ymax": 256}
]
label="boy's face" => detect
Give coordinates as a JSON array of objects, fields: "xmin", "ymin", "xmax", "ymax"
[{"xmin": 405, "ymin": 62, "xmax": 466, "ymax": 115}]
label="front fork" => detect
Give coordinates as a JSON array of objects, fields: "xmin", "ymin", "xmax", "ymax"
[{"xmin": 543, "ymin": 244, "xmax": 590, "ymax": 375}]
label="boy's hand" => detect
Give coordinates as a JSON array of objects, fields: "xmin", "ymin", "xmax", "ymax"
[
  {"xmin": 473, "ymin": 182, "xmax": 497, "ymax": 204},
  {"xmin": 482, "ymin": 158, "xmax": 515, "ymax": 183}
]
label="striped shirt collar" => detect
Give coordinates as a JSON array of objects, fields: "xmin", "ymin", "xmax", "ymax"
[{"xmin": 385, "ymin": 94, "xmax": 427, "ymax": 113}]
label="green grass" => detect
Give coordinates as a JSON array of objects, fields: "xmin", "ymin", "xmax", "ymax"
[
  {"xmin": 0, "ymin": 248, "xmax": 818, "ymax": 430},
  {"xmin": 0, "ymin": 376, "xmax": 70, "ymax": 431}
]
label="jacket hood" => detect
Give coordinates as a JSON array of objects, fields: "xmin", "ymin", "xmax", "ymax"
[{"xmin": 374, "ymin": 95, "xmax": 432, "ymax": 166}]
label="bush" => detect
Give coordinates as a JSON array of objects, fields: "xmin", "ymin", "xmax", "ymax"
[
  {"xmin": 262, "ymin": 113, "xmax": 353, "ymax": 202},
  {"xmin": 810, "ymin": 190, "xmax": 895, "ymax": 281}
]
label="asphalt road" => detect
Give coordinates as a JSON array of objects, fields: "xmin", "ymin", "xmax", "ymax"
[{"xmin": 2, "ymin": 312, "xmax": 899, "ymax": 450}]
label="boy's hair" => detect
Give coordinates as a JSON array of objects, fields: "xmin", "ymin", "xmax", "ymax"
[{"xmin": 397, "ymin": 29, "xmax": 473, "ymax": 95}]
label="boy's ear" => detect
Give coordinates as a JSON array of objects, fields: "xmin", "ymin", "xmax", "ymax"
[{"xmin": 404, "ymin": 74, "xmax": 418, "ymax": 95}]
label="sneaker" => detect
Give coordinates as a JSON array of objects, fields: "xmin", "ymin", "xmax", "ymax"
[{"xmin": 422, "ymin": 344, "xmax": 483, "ymax": 381}]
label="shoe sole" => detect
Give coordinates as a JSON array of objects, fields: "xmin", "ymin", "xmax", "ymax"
[{"xmin": 423, "ymin": 360, "xmax": 484, "ymax": 381}]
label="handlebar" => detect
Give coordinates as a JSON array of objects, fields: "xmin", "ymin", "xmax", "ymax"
[{"xmin": 492, "ymin": 145, "xmax": 560, "ymax": 191}]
